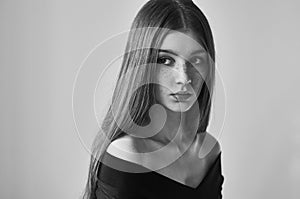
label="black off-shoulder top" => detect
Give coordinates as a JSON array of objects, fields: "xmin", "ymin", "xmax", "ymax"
[{"xmin": 96, "ymin": 151, "xmax": 224, "ymax": 199}]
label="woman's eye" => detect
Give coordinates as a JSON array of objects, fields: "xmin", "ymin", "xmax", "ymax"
[
  {"xmin": 190, "ymin": 57, "xmax": 202, "ymax": 65},
  {"xmin": 157, "ymin": 57, "xmax": 175, "ymax": 66}
]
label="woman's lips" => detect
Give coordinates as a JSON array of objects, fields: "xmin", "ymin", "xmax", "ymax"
[{"xmin": 170, "ymin": 94, "xmax": 192, "ymax": 101}]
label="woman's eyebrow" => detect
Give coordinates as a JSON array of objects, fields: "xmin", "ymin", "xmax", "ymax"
[
  {"xmin": 158, "ymin": 49, "xmax": 206, "ymax": 56},
  {"xmin": 191, "ymin": 49, "xmax": 207, "ymax": 55},
  {"xmin": 158, "ymin": 49, "xmax": 179, "ymax": 56}
]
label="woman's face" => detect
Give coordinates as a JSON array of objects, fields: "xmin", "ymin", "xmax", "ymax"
[{"xmin": 154, "ymin": 30, "xmax": 210, "ymax": 112}]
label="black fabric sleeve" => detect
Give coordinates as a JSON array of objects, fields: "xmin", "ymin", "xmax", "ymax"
[{"xmin": 96, "ymin": 178, "xmax": 147, "ymax": 199}]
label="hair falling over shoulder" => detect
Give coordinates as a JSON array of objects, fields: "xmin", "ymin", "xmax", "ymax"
[{"xmin": 81, "ymin": 0, "xmax": 216, "ymax": 198}]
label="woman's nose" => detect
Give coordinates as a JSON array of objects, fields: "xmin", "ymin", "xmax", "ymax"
[{"xmin": 175, "ymin": 62, "xmax": 190, "ymax": 85}]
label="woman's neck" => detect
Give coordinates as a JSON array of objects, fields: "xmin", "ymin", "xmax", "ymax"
[{"xmin": 148, "ymin": 102, "xmax": 200, "ymax": 152}]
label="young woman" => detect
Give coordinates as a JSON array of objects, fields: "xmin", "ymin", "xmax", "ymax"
[{"xmin": 83, "ymin": 0, "xmax": 224, "ymax": 198}]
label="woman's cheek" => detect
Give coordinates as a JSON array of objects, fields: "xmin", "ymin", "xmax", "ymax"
[
  {"xmin": 155, "ymin": 67, "xmax": 169, "ymax": 93},
  {"xmin": 191, "ymin": 73, "xmax": 205, "ymax": 94},
  {"xmin": 159, "ymin": 68, "xmax": 172, "ymax": 83}
]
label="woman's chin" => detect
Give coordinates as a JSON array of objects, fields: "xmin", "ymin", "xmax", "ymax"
[{"xmin": 165, "ymin": 102, "xmax": 194, "ymax": 113}]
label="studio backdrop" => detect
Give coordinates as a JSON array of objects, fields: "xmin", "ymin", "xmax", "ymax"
[{"xmin": 1, "ymin": 0, "xmax": 299, "ymax": 198}]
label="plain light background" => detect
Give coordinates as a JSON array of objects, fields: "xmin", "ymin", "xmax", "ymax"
[{"xmin": 1, "ymin": 0, "xmax": 300, "ymax": 198}]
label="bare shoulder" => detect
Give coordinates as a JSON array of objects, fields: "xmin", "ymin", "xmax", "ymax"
[
  {"xmin": 106, "ymin": 135, "xmax": 143, "ymax": 164},
  {"xmin": 197, "ymin": 131, "xmax": 221, "ymax": 159},
  {"xmin": 107, "ymin": 135, "xmax": 136, "ymax": 153}
]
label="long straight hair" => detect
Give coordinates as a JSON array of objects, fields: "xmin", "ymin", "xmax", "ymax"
[{"xmin": 82, "ymin": 0, "xmax": 216, "ymax": 198}]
